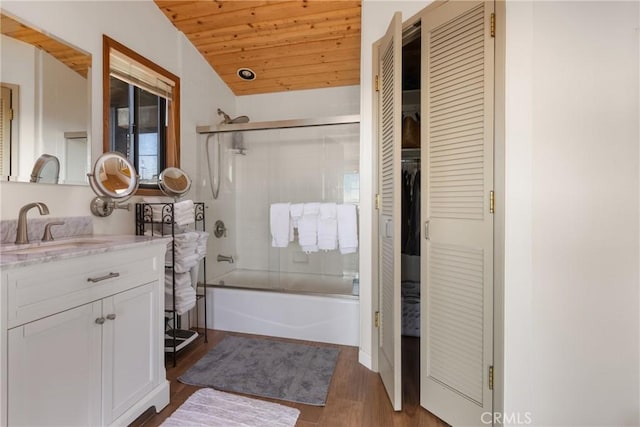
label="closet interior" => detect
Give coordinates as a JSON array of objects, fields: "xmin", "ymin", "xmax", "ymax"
[{"xmin": 400, "ymin": 25, "xmax": 421, "ymax": 400}]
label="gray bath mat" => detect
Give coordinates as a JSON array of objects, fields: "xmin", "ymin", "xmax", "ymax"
[{"xmin": 178, "ymin": 335, "xmax": 339, "ymax": 406}]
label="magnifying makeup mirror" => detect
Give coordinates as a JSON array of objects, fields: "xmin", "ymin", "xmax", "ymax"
[
  {"xmin": 30, "ymin": 154, "xmax": 60, "ymax": 184},
  {"xmin": 158, "ymin": 167, "xmax": 191, "ymax": 200},
  {"xmin": 87, "ymin": 152, "xmax": 139, "ymax": 216}
]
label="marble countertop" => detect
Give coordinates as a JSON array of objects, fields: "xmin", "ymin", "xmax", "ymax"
[{"xmin": 0, "ymin": 234, "xmax": 171, "ymax": 269}]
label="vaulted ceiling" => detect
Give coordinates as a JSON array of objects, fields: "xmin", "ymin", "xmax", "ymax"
[{"xmin": 153, "ymin": 0, "xmax": 361, "ymax": 96}]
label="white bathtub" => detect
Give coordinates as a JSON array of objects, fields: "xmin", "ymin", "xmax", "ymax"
[{"xmin": 206, "ymin": 269, "xmax": 359, "ymax": 346}]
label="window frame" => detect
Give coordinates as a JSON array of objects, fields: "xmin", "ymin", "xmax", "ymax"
[{"xmin": 102, "ymin": 35, "xmax": 180, "ymax": 195}]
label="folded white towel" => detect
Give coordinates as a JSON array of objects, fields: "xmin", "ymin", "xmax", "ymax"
[
  {"xmin": 143, "ymin": 196, "xmax": 173, "ymax": 222},
  {"xmin": 174, "ymin": 253, "xmax": 200, "ymax": 273},
  {"xmin": 174, "ymin": 231, "xmax": 200, "ymax": 244},
  {"xmin": 289, "ymin": 203, "xmax": 304, "ymax": 227},
  {"xmin": 319, "ymin": 203, "xmax": 337, "ymax": 219},
  {"xmin": 195, "ymin": 231, "xmax": 209, "ymax": 257},
  {"xmin": 318, "ymin": 218, "xmax": 338, "ymax": 251},
  {"xmin": 298, "ymin": 203, "xmax": 322, "ymax": 253},
  {"xmin": 164, "ymin": 271, "xmax": 192, "ymax": 292},
  {"xmin": 270, "ymin": 203, "xmax": 291, "ymax": 248},
  {"xmin": 303, "ymin": 202, "xmax": 321, "ymax": 216},
  {"xmin": 337, "ymin": 204, "xmax": 358, "ymax": 254},
  {"xmin": 173, "ymin": 200, "xmax": 195, "ymax": 226},
  {"xmin": 164, "ymin": 286, "xmax": 196, "ymax": 315},
  {"xmin": 297, "ymin": 213, "xmax": 317, "ymax": 253}
]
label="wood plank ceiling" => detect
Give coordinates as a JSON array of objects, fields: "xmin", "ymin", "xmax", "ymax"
[
  {"xmin": 0, "ymin": 12, "xmax": 91, "ymax": 78},
  {"xmin": 153, "ymin": 0, "xmax": 361, "ymax": 96}
]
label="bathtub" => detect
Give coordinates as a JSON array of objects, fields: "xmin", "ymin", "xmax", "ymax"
[{"xmin": 206, "ymin": 269, "xmax": 359, "ymax": 346}]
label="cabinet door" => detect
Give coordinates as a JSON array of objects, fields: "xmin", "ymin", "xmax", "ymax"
[
  {"xmin": 8, "ymin": 301, "xmax": 102, "ymax": 427},
  {"xmin": 102, "ymin": 282, "xmax": 158, "ymax": 424}
]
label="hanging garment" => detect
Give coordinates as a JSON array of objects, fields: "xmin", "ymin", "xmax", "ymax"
[{"xmin": 405, "ymin": 170, "xmax": 421, "ymax": 255}]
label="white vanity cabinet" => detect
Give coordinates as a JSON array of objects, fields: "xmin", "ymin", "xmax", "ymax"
[{"xmin": 0, "ymin": 239, "xmax": 170, "ymax": 427}]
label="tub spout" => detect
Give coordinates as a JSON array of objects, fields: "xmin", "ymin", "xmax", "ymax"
[{"xmin": 217, "ymin": 254, "xmax": 234, "ymax": 263}]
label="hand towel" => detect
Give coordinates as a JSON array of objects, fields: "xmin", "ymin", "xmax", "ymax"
[
  {"xmin": 289, "ymin": 203, "xmax": 304, "ymax": 227},
  {"xmin": 270, "ymin": 203, "xmax": 291, "ymax": 248},
  {"xmin": 318, "ymin": 203, "xmax": 338, "ymax": 251},
  {"xmin": 337, "ymin": 204, "xmax": 358, "ymax": 254},
  {"xmin": 298, "ymin": 203, "xmax": 321, "ymax": 253}
]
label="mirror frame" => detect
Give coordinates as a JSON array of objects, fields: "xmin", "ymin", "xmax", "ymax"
[
  {"xmin": 158, "ymin": 167, "xmax": 191, "ymax": 199},
  {"xmin": 102, "ymin": 35, "xmax": 180, "ymax": 196},
  {"xmin": 89, "ymin": 151, "xmax": 139, "ymax": 200}
]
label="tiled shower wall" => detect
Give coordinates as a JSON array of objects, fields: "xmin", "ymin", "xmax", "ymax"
[{"xmin": 235, "ymin": 123, "xmax": 359, "ymax": 278}]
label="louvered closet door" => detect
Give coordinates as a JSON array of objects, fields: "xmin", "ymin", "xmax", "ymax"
[
  {"xmin": 421, "ymin": 1, "xmax": 494, "ymax": 425},
  {"xmin": 377, "ymin": 11, "xmax": 403, "ymax": 411}
]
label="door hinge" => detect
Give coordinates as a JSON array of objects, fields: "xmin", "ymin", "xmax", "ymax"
[
  {"xmin": 489, "ymin": 365, "xmax": 494, "ymax": 390},
  {"xmin": 375, "ymin": 311, "xmax": 380, "ymax": 328},
  {"xmin": 8, "ymin": 108, "xmax": 14, "ymax": 121},
  {"xmin": 375, "ymin": 193, "xmax": 381, "ymax": 210},
  {"xmin": 375, "ymin": 75, "xmax": 380, "ymax": 92},
  {"xmin": 489, "ymin": 190, "xmax": 495, "ymax": 214},
  {"xmin": 490, "ymin": 13, "xmax": 496, "ymax": 38}
]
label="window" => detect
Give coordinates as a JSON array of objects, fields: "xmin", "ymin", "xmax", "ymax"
[{"xmin": 103, "ymin": 36, "xmax": 180, "ymax": 193}]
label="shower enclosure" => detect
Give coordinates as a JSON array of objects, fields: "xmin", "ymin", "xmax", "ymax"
[{"xmin": 197, "ymin": 115, "xmax": 360, "ymax": 345}]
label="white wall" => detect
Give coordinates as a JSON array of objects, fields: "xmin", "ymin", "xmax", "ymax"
[
  {"xmin": 42, "ymin": 51, "xmax": 88, "ymax": 183},
  {"xmin": 1, "ymin": 35, "xmax": 37, "ymax": 177},
  {"xmin": 503, "ymin": 1, "xmax": 640, "ymax": 425},
  {"xmin": 236, "ymin": 85, "xmax": 360, "ymax": 121}
]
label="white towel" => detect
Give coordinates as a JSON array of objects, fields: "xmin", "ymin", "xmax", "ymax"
[
  {"xmin": 319, "ymin": 202, "xmax": 337, "ymax": 219},
  {"xmin": 164, "ymin": 286, "xmax": 196, "ymax": 315},
  {"xmin": 289, "ymin": 203, "xmax": 304, "ymax": 227},
  {"xmin": 298, "ymin": 215, "xmax": 318, "ymax": 253},
  {"xmin": 318, "ymin": 203, "xmax": 338, "ymax": 251},
  {"xmin": 298, "ymin": 203, "xmax": 321, "ymax": 253},
  {"xmin": 143, "ymin": 196, "xmax": 173, "ymax": 222},
  {"xmin": 289, "ymin": 203, "xmax": 304, "ymax": 243},
  {"xmin": 173, "ymin": 200, "xmax": 195, "ymax": 226},
  {"xmin": 337, "ymin": 204, "xmax": 358, "ymax": 254},
  {"xmin": 270, "ymin": 203, "xmax": 291, "ymax": 248},
  {"xmin": 303, "ymin": 202, "xmax": 321, "ymax": 216},
  {"xmin": 165, "ymin": 270, "xmax": 192, "ymax": 290}
]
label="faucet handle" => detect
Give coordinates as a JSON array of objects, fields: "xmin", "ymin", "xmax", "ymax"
[{"xmin": 42, "ymin": 221, "xmax": 65, "ymax": 242}]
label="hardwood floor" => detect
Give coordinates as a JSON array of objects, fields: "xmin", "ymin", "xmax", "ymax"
[{"xmin": 131, "ymin": 330, "xmax": 448, "ymax": 427}]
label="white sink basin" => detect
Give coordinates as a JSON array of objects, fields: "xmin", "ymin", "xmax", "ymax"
[{"xmin": 1, "ymin": 239, "xmax": 111, "ymax": 255}]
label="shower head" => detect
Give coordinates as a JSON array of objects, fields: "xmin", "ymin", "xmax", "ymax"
[{"xmin": 217, "ymin": 108, "xmax": 250, "ymax": 124}]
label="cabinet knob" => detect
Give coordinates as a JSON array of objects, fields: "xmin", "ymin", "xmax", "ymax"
[
  {"xmin": 95, "ymin": 317, "xmax": 106, "ymax": 325},
  {"xmin": 106, "ymin": 313, "xmax": 117, "ymax": 320}
]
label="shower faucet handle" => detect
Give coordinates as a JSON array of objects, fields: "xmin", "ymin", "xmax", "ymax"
[{"xmin": 214, "ymin": 220, "xmax": 227, "ymax": 238}]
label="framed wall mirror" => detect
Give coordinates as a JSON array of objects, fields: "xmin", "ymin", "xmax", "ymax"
[{"xmin": 0, "ymin": 11, "xmax": 91, "ymax": 185}]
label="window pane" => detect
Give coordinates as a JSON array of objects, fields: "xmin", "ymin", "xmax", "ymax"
[
  {"xmin": 109, "ymin": 76, "xmax": 166, "ymax": 186},
  {"xmin": 109, "ymin": 77, "xmax": 131, "ymax": 159}
]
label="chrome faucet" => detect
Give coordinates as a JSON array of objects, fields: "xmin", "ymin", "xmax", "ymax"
[
  {"xmin": 217, "ymin": 254, "xmax": 234, "ymax": 263},
  {"xmin": 15, "ymin": 202, "xmax": 50, "ymax": 244}
]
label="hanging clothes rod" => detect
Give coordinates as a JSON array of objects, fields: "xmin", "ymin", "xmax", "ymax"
[{"xmin": 196, "ymin": 114, "xmax": 360, "ymax": 134}]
